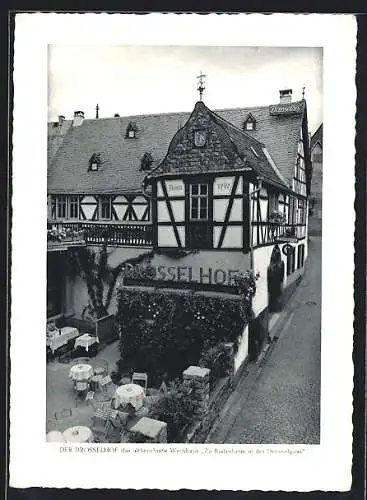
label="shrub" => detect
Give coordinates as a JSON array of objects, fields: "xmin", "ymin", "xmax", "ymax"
[
  {"xmin": 198, "ymin": 342, "xmax": 232, "ymax": 387},
  {"xmin": 148, "ymin": 379, "xmax": 199, "ymax": 442},
  {"xmin": 116, "ymin": 287, "xmax": 250, "ymax": 380}
]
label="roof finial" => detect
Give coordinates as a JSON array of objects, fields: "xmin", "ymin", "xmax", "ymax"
[
  {"xmin": 302, "ymin": 85, "xmax": 306, "ymax": 100},
  {"xmin": 196, "ymin": 71, "xmax": 206, "ymax": 101},
  {"xmin": 96, "ymin": 103, "xmax": 99, "ymax": 119}
]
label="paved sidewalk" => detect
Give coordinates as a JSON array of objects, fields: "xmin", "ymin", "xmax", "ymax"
[{"xmin": 206, "ymin": 237, "xmax": 321, "ymax": 444}]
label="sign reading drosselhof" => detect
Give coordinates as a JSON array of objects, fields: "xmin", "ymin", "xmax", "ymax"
[{"xmin": 120, "ymin": 263, "xmax": 246, "ymax": 286}]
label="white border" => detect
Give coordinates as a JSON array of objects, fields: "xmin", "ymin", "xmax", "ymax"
[{"xmin": 11, "ymin": 13, "xmax": 356, "ymax": 490}]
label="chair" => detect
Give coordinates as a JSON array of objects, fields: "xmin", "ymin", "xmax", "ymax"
[
  {"xmin": 93, "ymin": 358, "xmax": 109, "ymax": 377},
  {"xmin": 72, "ymin": 357, "xmax": 91, "ymax": 366},
  {"xmin": 99, "ymin": 374, "xmax": 112, "ymax": 391},
  {"xmin": 75, "ymin": 381, "xmax": 88, "ymax": 401},
  {"xmin": 132, "ymin": 372, "xmax": 148, "ymax": 394},
  {"xmin": 54, "ymin": 408, "xmax": 72, "ymax": 420},
  {"xmin": 86, "ymin": 391, "xmax": 95, "ymax": 405}
]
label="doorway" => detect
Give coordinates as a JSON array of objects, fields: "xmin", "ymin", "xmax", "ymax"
[{"xmin": 267, "ymin": 244, "xmax": 284, "ymax": 312}]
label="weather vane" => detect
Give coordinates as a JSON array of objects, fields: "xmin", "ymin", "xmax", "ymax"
[
  {"xmin": 302, "ymin": 85, "xmax": 306, "ymax": 99},
  {"xmin": 196, "ymin": 71, "xmax": 207, "ymax": 101}
]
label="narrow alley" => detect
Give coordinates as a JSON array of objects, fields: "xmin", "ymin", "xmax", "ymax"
[{"xmin": 207, "ymin": 236, "xmax": 321, "ymax": 444}]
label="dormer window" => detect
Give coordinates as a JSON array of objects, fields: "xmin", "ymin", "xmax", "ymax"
[
  {"xmin": 126, "ymin": 122, "xmax": 138, "ymax": 139},
  {"xmin": 244, "ymin": 113, "xmax": 256, "ymax": 131},
  {"xmin": 89, "ymin": 153, "xmax": 101, "ymax": 171},
  {"xmin": 140, "ymin": 152, "xmax": 154, "ymax": 171}
]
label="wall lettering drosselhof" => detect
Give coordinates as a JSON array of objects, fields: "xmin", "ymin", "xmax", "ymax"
[{"xmin": 121, "ymin": 263, "xmax": 245, "ymax": 286}]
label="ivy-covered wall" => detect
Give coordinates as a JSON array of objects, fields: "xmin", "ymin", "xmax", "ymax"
[{"xmin": 116, "ymin": 286, "xmax": 252, "ymax": 381}]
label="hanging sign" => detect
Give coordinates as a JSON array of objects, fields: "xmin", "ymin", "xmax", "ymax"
[{"xmin": 281, "ymin": 243, "xmax": 294, "ymax": 256}]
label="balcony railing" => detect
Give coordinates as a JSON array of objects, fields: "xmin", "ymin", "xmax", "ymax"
[
  {"xmin": 47, "ymin": 221, "xmax": 153, "ymax": 249},
  {"xmin": 251, "ymin": 222, "xmax": 306, "ymax": 247}
]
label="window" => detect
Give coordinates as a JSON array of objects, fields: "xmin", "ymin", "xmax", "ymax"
[
  {"xmin": 244, "ymin": 113, "xmax": 256, "ymax": 131},
  {"xmin": 287, "ymin": 248, "xmax": 295, "ymax": 276},
  {"xmin": 190, "ymin": 183, "xmax": 208, "ymax": 220},
  {"xmin": 99, "ymin": 196, "xmax": 111, "ymax": 220},
  {"xmin": 89, "ymin": 153, "xmax": 101, "ymax": 171},
  {"xmin": 126, "ymin": 122, "xmax": 138, "ymax": 139},
  {"xmin": 69, "ymin": 196, "xmax": 79, "ymax": 219},
  {"xmin": 268, "ymin": 192, "xmax": 279, "ymax": 217},
  {"xmin": 56, "ymin": 196, "xmax": 67, "ymax": 219},
  {"xmin": 297, "ymin": 244, "xmax": 305, "ymax": 269},
  {"xmin": 51, "ymin": 197, "xmax": 56, "ymax": 219},
  {"xmin": 140, "ymin": 152, "xmax": 154, "ymax": 171},
  {"xmin": 298, "ymin": 199, "xmax": 307, "ymax": 224}
]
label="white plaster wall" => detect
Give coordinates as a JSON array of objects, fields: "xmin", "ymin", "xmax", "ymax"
[
  {"xmin": 230, "ymin": 199, "xmax": 242, "ymax": 221},
  {"xmin": 170, "ymin": 200, "xmax": 185, "ymax": 222},
  {"xmin": 158, "ymin": 226, "xmax": 177, "ymax": 247},
  {"xmin": 65, "ymin": 274, "xmax": 89, "ymax": 317},
  {"xmin": 234, "ymin": 324, "xmax": 249, "ymax": 374},
  {"xmin": 157, "ymin": 200, "xmax": 170, "ymax": 222},
  {"xmin": 213, "ymin": 176, "xmax": 235, "ymax": 196},
  {"xmin": 222, "ymin": 226, "xmax": 242, "ymax": 248},
  {"xmin": 213, "ymin": 199, "xmax": 228, "ymax": 222}
]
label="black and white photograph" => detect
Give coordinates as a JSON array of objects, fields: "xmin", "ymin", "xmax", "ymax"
[
  {"xmin": 45, "ymin": 45, "xmax": 322, "ymax": 446},
  {"xmin": 10, "ymin": 13, "xmax": 356, "ymax": 491}
]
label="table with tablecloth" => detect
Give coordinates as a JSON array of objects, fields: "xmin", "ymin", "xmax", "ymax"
[
  {"xmin": 113, "ymin": 383, "xmax": 145, "ymax": 410},
  {"xmin": 69, "ymin": 363, "xmax": 94, "ymax": 381},
  {"xmin": 46, "ymin": 326, "xmax": 80, "ymax": 354},
  {"xmin": 63, "ymin": 426, "xmax": 93, "ymax": 443},
  {"xmin": 46, "ymin": 430, "xmax": 65, "ymax": 442},
  {"xmin": 74, "ymin": 333, "xmax": 99, "ymax": 352}
]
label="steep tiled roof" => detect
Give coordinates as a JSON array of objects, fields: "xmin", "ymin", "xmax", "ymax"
[
  {"xmin": 217, "ymin": 100, "xmax": 306, "ymax": 184},
  {"xmin": 311, "ymin": 123, "xmax": 323, "ymax": 149},
  {"xmin": 208, "ymin": 107, "xmax": 286, "ymax": 186},
  {"xmin": 48, "ymin": 100, "xmax": 306, "ymax": 194}
]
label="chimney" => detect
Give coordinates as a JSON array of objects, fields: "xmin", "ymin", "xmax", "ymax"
[
  {"xmin": 58, "ymin": 115, "xmax": 65, "ymax": 126},
  {"xmin": 279, "ymin": 89, "xmax": 292, "ymax": 104},
  {"xmin": 73, "ymin": 110, "xmax": 84, "ymax": 127}
]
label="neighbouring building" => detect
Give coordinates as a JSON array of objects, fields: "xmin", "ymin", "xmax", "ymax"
[
  {"xmin": 47, "ymin": 88, "xmax": 312, "ymax": 371},
  {"xmin": 309, "ymin": 123, "xmax": 323, "ymax": 235}
]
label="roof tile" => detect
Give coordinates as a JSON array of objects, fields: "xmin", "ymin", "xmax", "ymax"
[{"xmin": 48, "ymin": 101, "xmax": 305, "ymax": 194}]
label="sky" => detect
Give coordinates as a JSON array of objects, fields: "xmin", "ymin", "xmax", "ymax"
[{"xmin": 48, "ymin": 45, "xmax": 323, "ymax": 134}]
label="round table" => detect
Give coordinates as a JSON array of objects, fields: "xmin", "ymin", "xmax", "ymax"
[
  {"xmin": 113, "ymin": 383, "xmax": 145, "ymax": 410},
  {"xmin": 69, "ymin": 364, "xmax": 94, "ymax": 381},
  {"xmin": 46, "ymin": 430, "xmax": 65, "ymax": 442},
  {"xmin": 63, "ymin": 426, "xmax": 93, "ymax": 443}
]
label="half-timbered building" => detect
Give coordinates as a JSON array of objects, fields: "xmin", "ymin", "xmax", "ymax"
[{"xmin": 47, "ymin": 88, "xmax": 311, "ymax": 368}]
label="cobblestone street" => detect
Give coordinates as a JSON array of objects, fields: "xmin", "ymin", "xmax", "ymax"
[{"xmin": 206, "ymin": 236, "xmax": 321, "ymax": 444}]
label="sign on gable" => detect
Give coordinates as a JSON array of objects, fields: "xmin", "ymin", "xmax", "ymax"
[{"xmin": 269, "ymin": 104, "xmax": 303, "ymax": 116}]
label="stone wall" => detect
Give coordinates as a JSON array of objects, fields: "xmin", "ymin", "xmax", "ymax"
[
  {"xmin": 185, "ymin": 375, "xmax": 233, "ymax": 444},
  {"xmin": 183, "ymin": 352, "xmax": 235, "ymax": 443}
]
